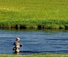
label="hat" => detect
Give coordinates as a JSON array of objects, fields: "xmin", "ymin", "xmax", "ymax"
[{"xmin": 17, "ymin": 37, "xmax": 20, "ymax": 40}]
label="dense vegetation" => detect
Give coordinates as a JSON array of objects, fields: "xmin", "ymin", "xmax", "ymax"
[{"xmin": 0, "ymin": 0, "xmax": 68, "ymax": 29}]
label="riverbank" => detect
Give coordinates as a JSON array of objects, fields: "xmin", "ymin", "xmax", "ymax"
[
  {"xmin": 0, "ymin": 0, "xmax": 68, "ymax": 29},
  {"xmin": 0, "ymin": 53, "xmax": 68, "ymax": 57},
  {"xmin": 0, "ymin": 19, "xmax": 68, "ymax": 29}
]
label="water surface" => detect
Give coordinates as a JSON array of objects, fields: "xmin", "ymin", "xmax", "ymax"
[{"xmin": 0, "ymin": 29, "xmax": 68, "ymax": 55}]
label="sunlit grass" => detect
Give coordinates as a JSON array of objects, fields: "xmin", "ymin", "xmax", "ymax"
[
  {"xmin": 0, "ymin": 0, "xmax": 68, "ymax": 28},
  {"xmin": 0, "ymin": 53, "xmax": 68, "ymax": 57}
]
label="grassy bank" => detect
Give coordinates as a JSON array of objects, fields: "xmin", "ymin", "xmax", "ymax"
[
  {"xmin": 0, "ymin": 53, "xmax": 68, "ymax": 57},
  {"xmin": 0, "ymin": 0, "xmax": 68, "ymax": 29}
]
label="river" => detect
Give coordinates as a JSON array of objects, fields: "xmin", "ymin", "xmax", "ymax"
[{"xmin": 0, "ymin": 29, "xmax": 68, "ymax": 55}]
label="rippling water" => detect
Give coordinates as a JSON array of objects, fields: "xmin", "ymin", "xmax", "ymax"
[{"xmin": 0, "ymin": 29, "xmax": 68, "ymax": 55}]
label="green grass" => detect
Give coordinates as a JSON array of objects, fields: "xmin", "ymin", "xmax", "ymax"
[
  {"xmin": 0, "ymin": 0, "xmax": 68, "ymax": 28},
  {"xmin": 0, "ymin": 53, "xmax": 68, "ymax": 57}
]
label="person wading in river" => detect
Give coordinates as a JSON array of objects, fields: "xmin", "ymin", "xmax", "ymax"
[{"xmin": 13, "ymin": 38, "xmax": 23, "ymax": 53}]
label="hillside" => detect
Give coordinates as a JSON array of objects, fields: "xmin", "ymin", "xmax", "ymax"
[{"xmin": 0, "ymin": 0, "xmax": 68, "ymax": 29}]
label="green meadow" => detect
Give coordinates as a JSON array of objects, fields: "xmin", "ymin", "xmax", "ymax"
[
  {"xmin": 0, "ymin": 0, "xmax": 68, "ymax": 29},
  {"xmin": 0, "ymin": 53, "xmax": 68, "ymax": 57}
]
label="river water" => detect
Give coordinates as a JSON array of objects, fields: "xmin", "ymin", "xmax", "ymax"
[{"xmin": 0, "ymin": 29, "xmax": 68, "ymax": 55}]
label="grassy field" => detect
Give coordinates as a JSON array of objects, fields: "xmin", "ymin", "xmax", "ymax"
[
  {"xmin": 0, "ymin": 0, "xmax": 68, "ymax": 29},
  {"xmin": 0, "ymin": 53, "xmax": 68, "ymax": 57}
]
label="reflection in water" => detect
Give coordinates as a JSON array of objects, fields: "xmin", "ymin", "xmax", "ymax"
[
  {"xmin": 0, "ymin": 28, "xmax": 68, "ymax": 33},
  {"xmin": 13, "ymin": 52, "xmax": 20, "ymax": 55},
  {"xmin": 0, "ymin": 29, "xmax": 68, "ymax": 55}
]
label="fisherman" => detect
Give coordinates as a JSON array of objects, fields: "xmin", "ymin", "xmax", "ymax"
[{"xmin": 13, "ymin": 38, "xmax": 23, "ymax": 53}]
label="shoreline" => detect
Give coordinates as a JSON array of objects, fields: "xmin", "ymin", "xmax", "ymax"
[
  {"xmin": 0, "ymin": 24, "xmax": 68, "ymax": 30},
  {"xmin": 0, "ymin": 53, "xmax": 68, "ymax": 57}
]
